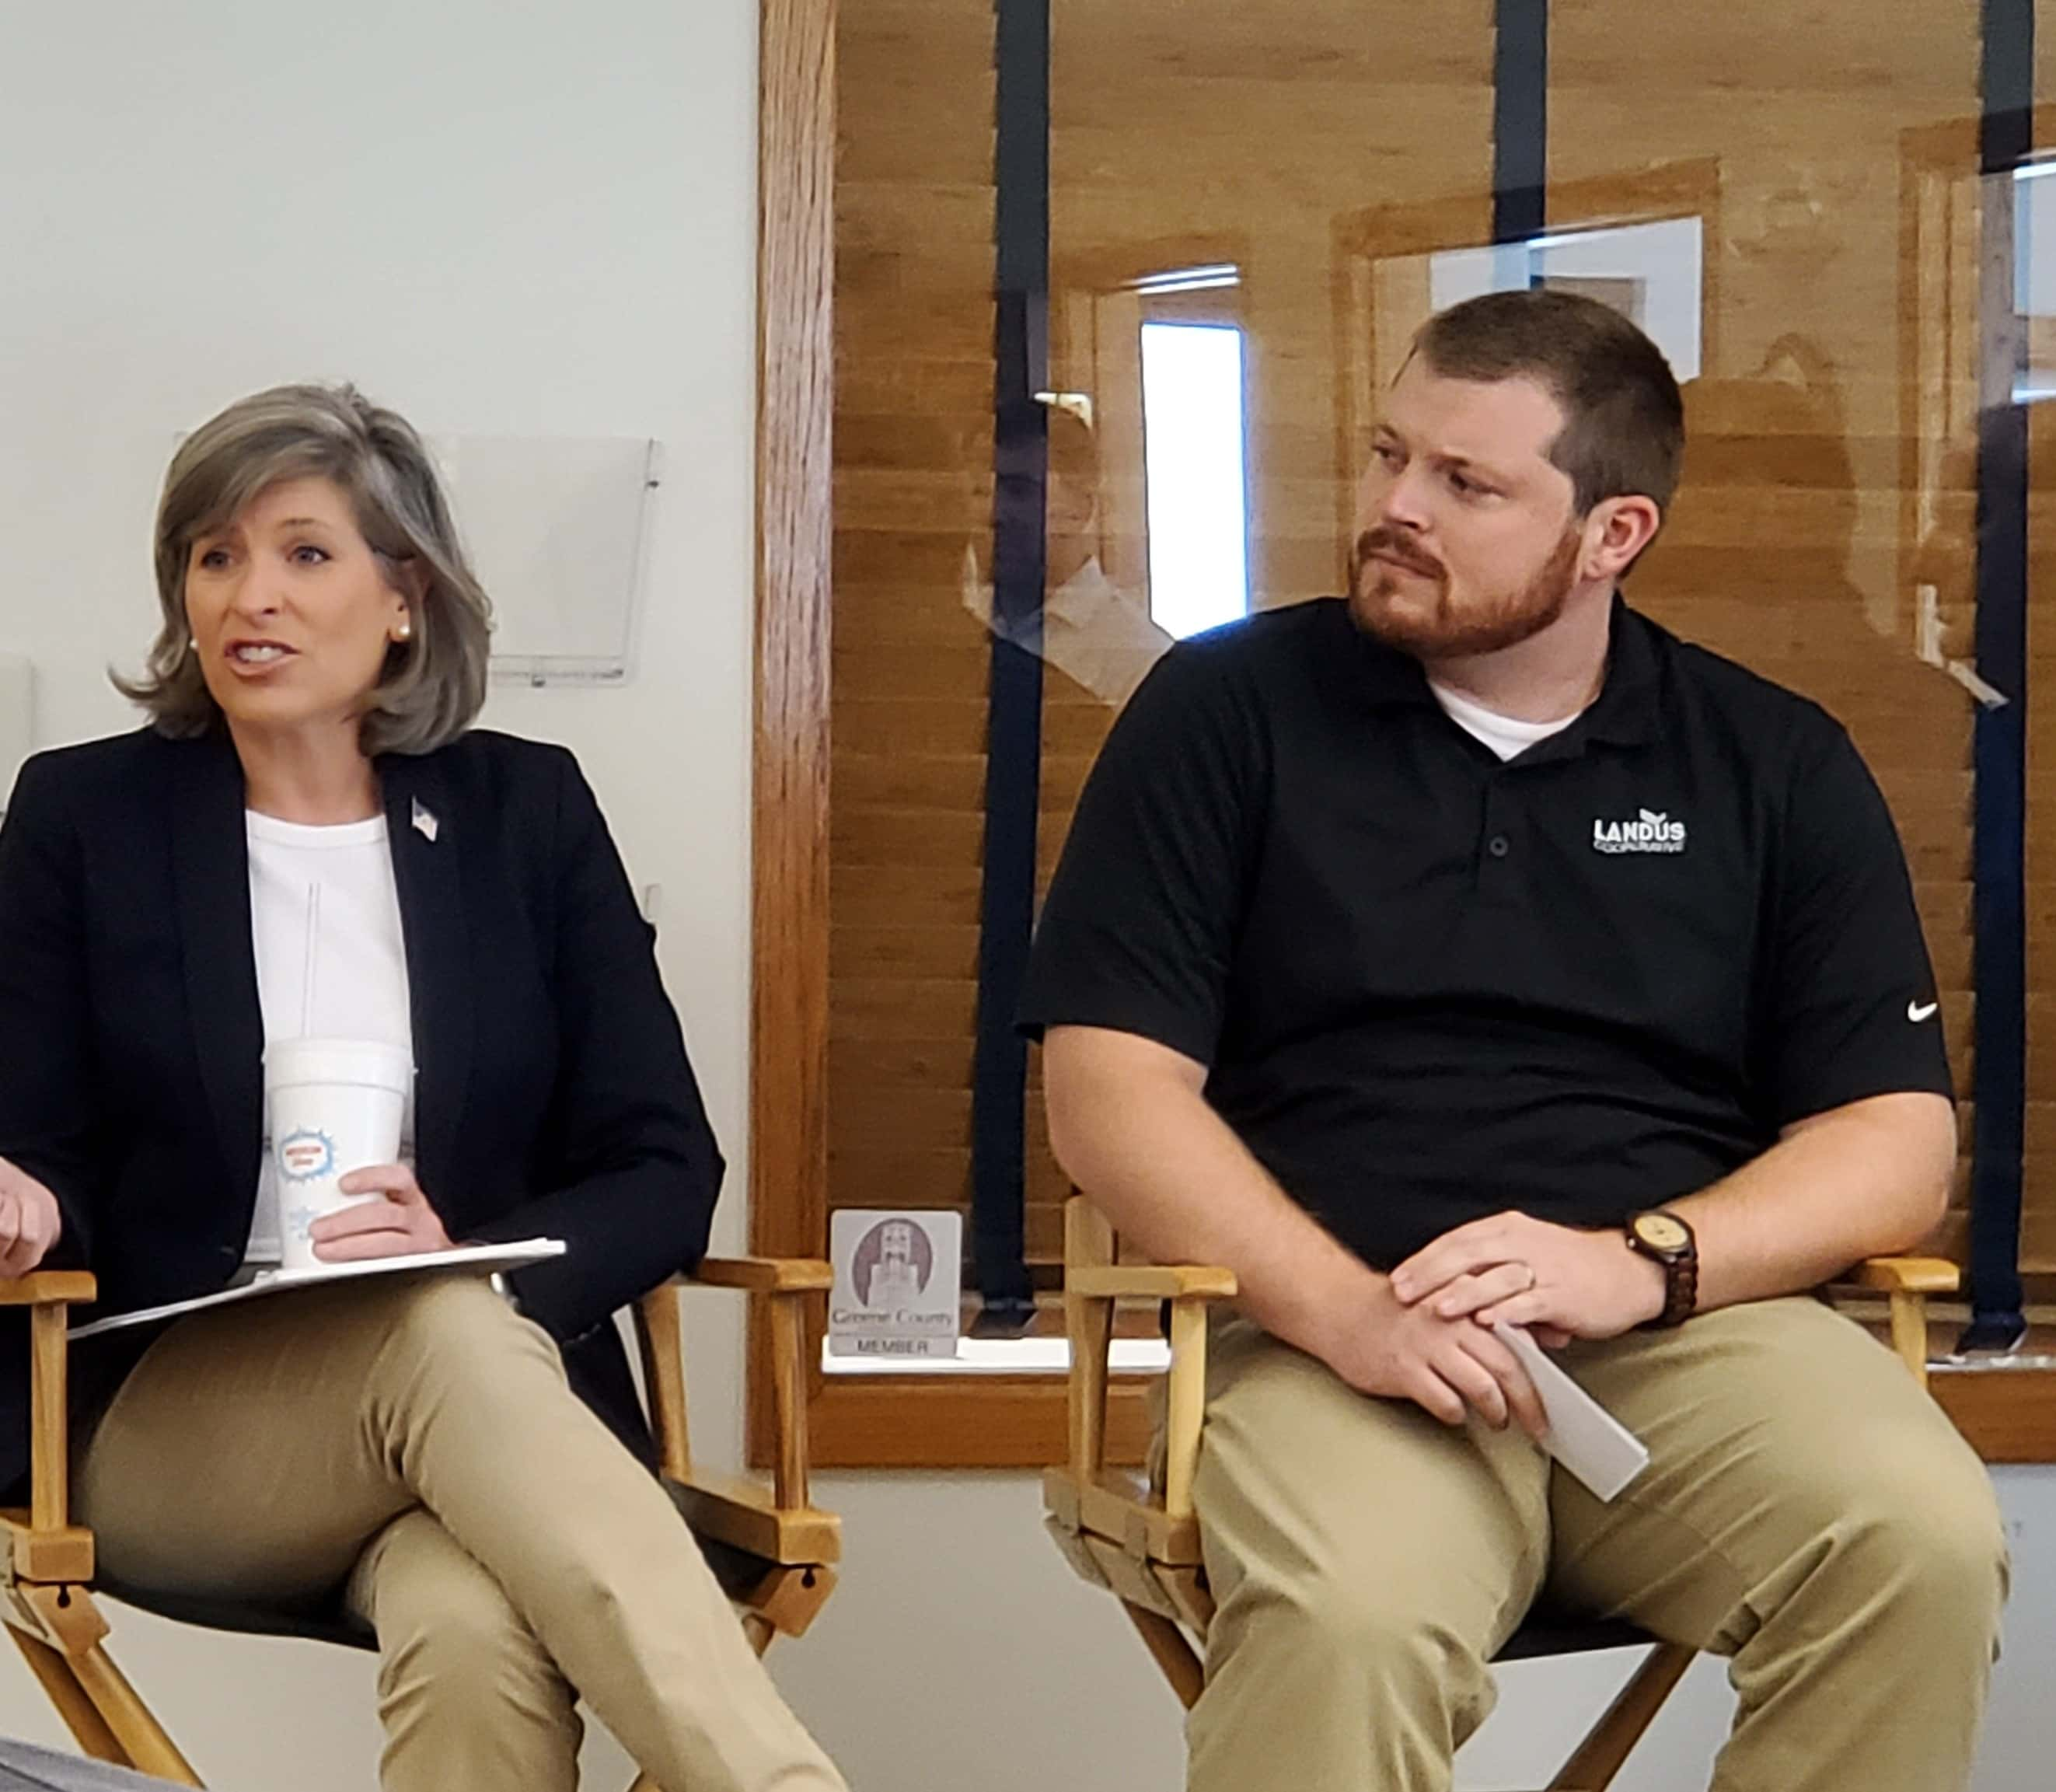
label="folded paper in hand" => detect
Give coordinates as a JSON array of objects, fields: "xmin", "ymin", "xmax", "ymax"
[{"xmin": 1492, "ymin": 1322, "xmax": 1650, "ymax": 1502}]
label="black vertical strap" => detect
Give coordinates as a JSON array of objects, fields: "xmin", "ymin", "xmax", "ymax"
[
  {"xmin": 969, "ymin": 0, "xmax": 1048, "ymax": 1326},
  {"xmin": 1493, "ymin": 0, "xmax": 1548, "ymax": 246},
  {"xmin": 1964, "ymin": 0, "xmax": 2034, "ymax": 1350}
]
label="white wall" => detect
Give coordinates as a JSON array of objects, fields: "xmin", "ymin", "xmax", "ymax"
[{"xmin": 2, "ymin": 5, "xmax": 2054, "ymax": 1790}]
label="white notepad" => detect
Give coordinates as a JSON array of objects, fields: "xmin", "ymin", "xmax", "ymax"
[
  {"xmin": 1493, "ymin": 1322, "xmax": 1650, "ymax": 1502},
  {"xmin": 69, "ymin": 1238, "xmax": 567, "ymax": 1340}
]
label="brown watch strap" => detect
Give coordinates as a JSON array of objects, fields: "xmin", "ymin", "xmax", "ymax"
[{"xmin": 1655, "ymin": 1251, "xmax": 1698, "ymax": 1328}]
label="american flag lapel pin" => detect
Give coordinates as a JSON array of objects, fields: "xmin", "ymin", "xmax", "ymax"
[{"xmin": 411, "ymin": 798, "xmax": 440, "ymax": 844}]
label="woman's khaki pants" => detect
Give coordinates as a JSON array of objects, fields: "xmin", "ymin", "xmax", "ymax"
[{"xmin": 75, "ymin": 1273, "xmax": 846, "ymax": 1792}]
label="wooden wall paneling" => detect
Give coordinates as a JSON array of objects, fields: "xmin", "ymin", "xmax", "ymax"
[
  {"xmin": 808, "ymin": 1373, "xmax": 1157, "ymax": 1469},
  {"xmin": 1548, "ymin": 5, "xmax": 1985, "ymax": 1265},
  {"xmin": 826, "ymin": 0, "xmax": 997, "ymax": 1275},
  {"xmin": 788, "ymin": 0, "xmax": 2049, "ymax": 1464},
  {"xmin": 798, "ymin": 0, "xmax": 1503, "ymax": 1461},
  {"xmin": 1919, "ymin": 106, "xmax": 2056, "ymax": 1278},
  {"xmin": 1053, "ymin": 2, "xmax": 1496, "ymax": 613},
  {"xmin": 2031, "ymin": 307, "xmax": 2056, "ymax": 1270},
  {"xmin": 796, "ymin": 0, "xmax": 1020, "ymax": 1464},
  {"xmin": 2025, "ymin": 97, "xmax": 2056, "ymax": 1273},
  {"xmin": 2041, "ymin": 4, "xmax": 2056, "ymax": 117},
  {"xmin": 1935, "ymin": 1366, "xmax": 2056, "ymax": 1461}
]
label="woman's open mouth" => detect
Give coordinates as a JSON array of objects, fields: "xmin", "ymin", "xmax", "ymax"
[{"xmin": 224, "ymin": 640, "xmax": 299, "ymax": 674}]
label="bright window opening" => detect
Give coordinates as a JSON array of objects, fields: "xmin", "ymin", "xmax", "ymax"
[
  {"xmin": 1140, "ymin": 320, "xmax": 1251, "ymax": 639},
  {"xmin": 2013, "ymin": 161, "xmax": 2056, "ymax": 403}
]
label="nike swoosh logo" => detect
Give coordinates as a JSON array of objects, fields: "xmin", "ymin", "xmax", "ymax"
[{"xmin": 1908, "ymin": 1001, "xmax": 1939, "ymax": 1022}]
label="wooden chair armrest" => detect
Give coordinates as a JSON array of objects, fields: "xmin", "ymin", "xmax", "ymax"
[
  {"xmin": 1845, "ymin": 1256, "xmax": 1960, "ymax": 1294},
  {"xmin": 1834, "ymin": 1258, "xmax": 1957, "ymax": 1387},
  {"xmin": 683, "ymin": 1257, "xmax": 833, "ymax": 1295},
  {"xmin": 0, "ymin": 1273, "xmax": 96, "ymax": 1307},
  {"xmin": 633, "ymin": 1284, "xmax": 694, "ymax": 1484},
  {"xmin": 0, "ymin": 1511, "xmax": 95, "ymax": 1583},
  {"xmin": 1061, "ymin": 1198, "xmax": 1230, "ymax": 1514},
  {"xmin": 0, "ymin": 1275, "xmax": 94, "ymax": 1539},
  {"xmin": 1157, "ymin": 1298, "xmax": 1210, "ymax": 1523},
  {"xmin": 1067, "ymin": 1265, "xmax": 1237, "ymax": 1301},
  {"xmin": 1060, "ymin": 1292, "xmax": 1212, "ymax": 1522},
  {"xmin": 666, "ymin": 1470, "xmax": 841, "ymax": 1566},
  {"xmin": 634, "ymin": 1257, "xmax": 823, "ymax": 1516}
]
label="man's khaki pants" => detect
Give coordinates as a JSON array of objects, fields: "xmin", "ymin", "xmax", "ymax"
[
  {"xmin": 1188, "ymin": 1298, "xmax": 2007, "ymax": 1791},
  {"xmin": 73, "ymin": 1273, "xmax": 846, "ymax": 1792}
]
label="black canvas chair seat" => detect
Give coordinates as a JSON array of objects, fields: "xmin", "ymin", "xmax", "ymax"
[
  {"xmin": 96, "ymin": 1496, "xmax": 776, "ymax": 1655},
  {"xmin": 1497, "ymin": 1609, "xmax": 1659, "ymax": 1664}
]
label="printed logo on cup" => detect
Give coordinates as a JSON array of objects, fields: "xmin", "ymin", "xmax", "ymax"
[
  {"xmin": 264, "ymin": 1038, "xmax": 410, "ymax": 1271},
  {"xmin": 278, "ymin": 1127, "xmax": 337, "ymax": 1184},
  {"xmin": 829, "ymin": 1210, "xmax": 962, "ymax": 1360}
]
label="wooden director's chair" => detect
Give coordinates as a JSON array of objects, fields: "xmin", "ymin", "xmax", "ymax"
[
  {"xmin": 1043, "ymin": 1195, "xmax": 1957, "ymax": 1792},
  {"xmin": 0, "ymin": 1257, "xmax": 840, "ymax": 1788}
]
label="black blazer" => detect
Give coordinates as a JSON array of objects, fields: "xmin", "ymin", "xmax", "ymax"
[{"xmin": 0, "ymin": 725, "xmax": 723, "ymax": 1492}]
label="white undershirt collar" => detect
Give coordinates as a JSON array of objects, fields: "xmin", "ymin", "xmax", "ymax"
[{"xmin": 1427, "ymin": 679, "xmax": 1586, "ymax": 763}]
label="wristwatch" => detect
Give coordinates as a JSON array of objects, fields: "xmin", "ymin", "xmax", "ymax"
[{"xmin": 1625, "ymin": 1210, "xmax": 1698, "ymax": 1328}]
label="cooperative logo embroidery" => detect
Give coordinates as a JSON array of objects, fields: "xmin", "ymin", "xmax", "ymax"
[{"xmin": 1591, "ymin": 809, "xmax": 1688, "ymax": 855}]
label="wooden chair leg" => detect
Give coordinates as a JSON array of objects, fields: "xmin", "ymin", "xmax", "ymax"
[
  {"xmin": 1890, "ymin": 1289, "xmax": 1929, "ymax": 1387},
  {"xmin": 71, "ymin": 1643, "xmax": 204, "ymax": 1786},
  {"xmin": 1119, "ymin": 1600, "xmax": 1206, "ymax": 1710},
  {"xmin": 1547, "ymin": 1640, "xmax": 1695, "ymax": 1791},
  {"xmin": 7, "ymin": 1612, "xmax": 202, "ymax": 1787},
  {"xmin": 7, "ymin": 1623, "xmax": 132, "ymax": 1769}
]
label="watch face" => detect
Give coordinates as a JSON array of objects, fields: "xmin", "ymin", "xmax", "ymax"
[{"xmin": 1635, "ymin": 1212, "xmax": 1691, "ymax": 1254}]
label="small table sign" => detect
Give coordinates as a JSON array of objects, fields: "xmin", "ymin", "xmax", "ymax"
[{"xmin": 828, "ymin": 1210, "xmax": 962, "ymax": 1361}]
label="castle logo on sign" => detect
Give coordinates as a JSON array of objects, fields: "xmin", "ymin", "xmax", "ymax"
[
  {"xmin": 1591, "ymin": 809, "xmax": 1688, "ymax": 855},
  {"xmin": 829, "ymin": 1210, "xmax": 962, "ymax": 1360}
]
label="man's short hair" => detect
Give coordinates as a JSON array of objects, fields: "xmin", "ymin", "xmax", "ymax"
[{"xmin": 1411, "ymin": 288, "xmax": 1684, "ymax": 515}]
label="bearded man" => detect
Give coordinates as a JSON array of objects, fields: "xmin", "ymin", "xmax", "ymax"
[{"xmin": 1021, "ymin": 288, "xmax": 2006, "ymax": 1792}]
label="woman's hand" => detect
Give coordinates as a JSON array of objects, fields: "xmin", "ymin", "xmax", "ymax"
[
  {"xmin": 312, "ymin": 1164, "xmax": 457, "ymax": 1261},
  {"xmin": 0, "ymin": 1158, "xmax": 62, "ymax": 1277}
]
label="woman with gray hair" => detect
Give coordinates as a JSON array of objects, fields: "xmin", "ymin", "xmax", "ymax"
[{"xmin": 0, "ymin": 386, "xmax": 846, "ymax": 1791}]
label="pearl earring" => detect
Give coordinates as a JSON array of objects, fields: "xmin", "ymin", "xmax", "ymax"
[{"xmin": 396, "ymin": 619, "xmax": 413, "ymax": 642}]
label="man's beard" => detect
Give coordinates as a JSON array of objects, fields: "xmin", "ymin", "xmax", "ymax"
[{"xmin": 1347, "ymin": 525, "xmax": 1583, "ymax": 658}]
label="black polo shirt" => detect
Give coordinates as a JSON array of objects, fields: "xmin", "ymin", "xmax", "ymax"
[{"xmin": 1018, "ymin": 596, "xmax": 1953, "ymax": 1271}]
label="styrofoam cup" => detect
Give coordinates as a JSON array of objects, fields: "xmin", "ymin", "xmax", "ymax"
[{"xmin": 264, "ymin": 1038, "xmax": 413, "ymax": 1270}]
